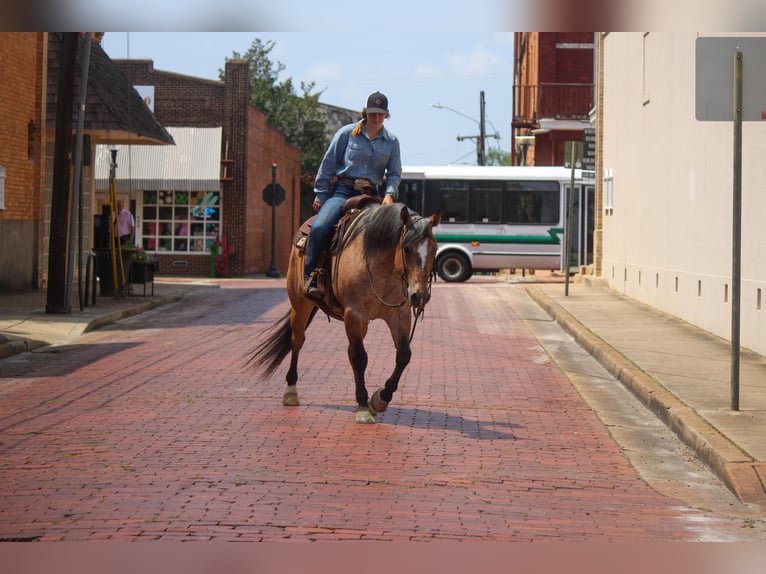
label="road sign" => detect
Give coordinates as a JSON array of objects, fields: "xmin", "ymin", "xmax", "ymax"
[
  {"xmin": 262, "ymin": 183, "xmax": 285, "ymax": 206},
  {"xmin": 695, "ymin": 36, "xmax": 766, "ymax": 121}
]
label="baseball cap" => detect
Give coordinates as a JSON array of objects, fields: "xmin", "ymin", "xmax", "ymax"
[{"xmin": 365, "ymin": 91, "xmax": 389, "ymax": 114}]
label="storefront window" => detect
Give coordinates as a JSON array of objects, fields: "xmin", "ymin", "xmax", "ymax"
[{"xmin": 141, "ymin": 190, "xmax": 220, "ymax": 253}]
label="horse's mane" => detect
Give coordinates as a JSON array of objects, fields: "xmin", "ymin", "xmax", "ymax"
[{"xmin": 347, "ymin": 204, "xmax": 430, "ymax": 255}]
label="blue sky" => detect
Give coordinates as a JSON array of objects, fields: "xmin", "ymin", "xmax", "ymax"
[{"xmin": 101, "ymin": 32, "xmax": 518, "ymax": 166}]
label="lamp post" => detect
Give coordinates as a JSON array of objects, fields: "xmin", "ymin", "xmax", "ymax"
[{"xmin": 430, "ymin": 91, "xmax": 499, "ymax": 165}]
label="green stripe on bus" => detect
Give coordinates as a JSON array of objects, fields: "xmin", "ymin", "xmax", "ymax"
[{"xmin": 434, "ymin": 228, "xmax": 563, "ymax": 245}]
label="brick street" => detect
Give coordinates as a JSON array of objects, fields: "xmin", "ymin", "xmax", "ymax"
[{"xmin": 0, "ymin": 279, "xmax": 754, "ymax": 541}]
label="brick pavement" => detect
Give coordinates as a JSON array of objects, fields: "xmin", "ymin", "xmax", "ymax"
[{"xmin": 0, "ymin": 280, "xmax": 750, "ymax": 541}]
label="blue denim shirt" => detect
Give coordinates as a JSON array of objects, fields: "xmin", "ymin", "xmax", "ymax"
[{"xmin": 313, "ymin": 121, "xmax": 402, "ymax": 202}]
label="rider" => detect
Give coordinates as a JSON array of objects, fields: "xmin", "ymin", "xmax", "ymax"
[{"xmin": 303, "ymin": 91, "xmax": 401, "ymax": 298}]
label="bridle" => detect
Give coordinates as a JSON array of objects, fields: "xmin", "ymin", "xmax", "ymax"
[{"xmin": 364, "ymin": 223, "xmax": 435, "ymax": 343}]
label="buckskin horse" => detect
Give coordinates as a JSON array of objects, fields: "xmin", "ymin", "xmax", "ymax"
[{"xmin": 249, "ymin": 200, "xmax": 441, "ymax": 423}]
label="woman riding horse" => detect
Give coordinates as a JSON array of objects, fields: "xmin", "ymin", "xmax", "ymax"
[{"xmin": 303, "ymin": 91, "xmax": 401, "ymax": 299}]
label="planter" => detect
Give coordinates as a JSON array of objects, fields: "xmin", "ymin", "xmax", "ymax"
[{"xmin": 130, "ymin": 260, "xmax": 157, "ymax": 296}]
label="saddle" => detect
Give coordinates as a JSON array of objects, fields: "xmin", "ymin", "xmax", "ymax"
[{"xmin": 294, "ymin": 194, "xmax": 382, "ymax": 318}]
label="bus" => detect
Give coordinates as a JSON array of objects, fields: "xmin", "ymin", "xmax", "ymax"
[{"xmin": 398, "ymin": 165, "xmax": 594, "ymax": 282}]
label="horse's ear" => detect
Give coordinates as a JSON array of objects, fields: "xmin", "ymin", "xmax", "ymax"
[
  {"xmin": 429, "ymin": 211, "xmax": 442, "ymax": 228},
  {"xmin": 399, "ymin": 205, "xmax": 411, "ymax": 226}
]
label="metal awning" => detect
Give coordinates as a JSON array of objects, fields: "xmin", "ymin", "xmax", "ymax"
[
  {"xmin": 532, "ymin": 119, "xmax": 592, "ymax": 134},
  {"xmin": 95, "ymin": 126, "xmax": 222, "ymax": 192}
]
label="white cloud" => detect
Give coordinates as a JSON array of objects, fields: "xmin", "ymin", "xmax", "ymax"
[
  {"xmin": 445, "ymin": 46, "xmax": 501, "ymax": 77},
  {"xmin": 306, "ymin": 61, "xmax": 343, "ymax": 85}
]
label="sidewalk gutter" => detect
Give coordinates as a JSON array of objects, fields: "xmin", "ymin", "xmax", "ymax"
[{"xmin": 524, "ymin": 284, "xmax": 766, "ymax": 508}]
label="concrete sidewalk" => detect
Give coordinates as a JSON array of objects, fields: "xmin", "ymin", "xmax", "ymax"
[
  {"xmin": 1, "ymin": 273, "xmax": 765, "ymax": 507},
  {"xmin": 0, "ymin": 278, "xmax": 216, "ymax": 358},
  {"xmin": 525, "ymin": 280, "xmax": 766, "ymax": 507}
]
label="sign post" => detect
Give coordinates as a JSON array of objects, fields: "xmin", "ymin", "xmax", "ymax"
[
  {"xmin": 262, "ymin": 163, "xmax": 284, "ymax": 278},
  {"xmin": 564, "ymin": 141, "xmax": 583, "ymax": 297},
  {"xmin": 695, "ymin": 36, "xmax": 766, "ymax": 410}
]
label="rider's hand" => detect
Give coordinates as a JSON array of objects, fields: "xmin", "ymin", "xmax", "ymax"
[{"xmin": 382, "ymin": 195, "xmax": 394, "ymax": 205}]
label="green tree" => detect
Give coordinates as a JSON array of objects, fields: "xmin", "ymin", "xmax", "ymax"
[
  {"xmin": 486, "ymin": 147, "xmax": 510, "ymax": 166},
  {"xmin": 222, "ymin": 38, "xmax": 329, "ymax": 197}
]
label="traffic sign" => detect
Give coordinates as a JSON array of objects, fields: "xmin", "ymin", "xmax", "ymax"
[{"xmin": 262, "ymin": 183, "xmax": 285, "ymax": 206}]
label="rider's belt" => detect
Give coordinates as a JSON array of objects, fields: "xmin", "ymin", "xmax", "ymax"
[{"xmin": 336, "ymin": 177, "xmax": 377, "ymax": 192}]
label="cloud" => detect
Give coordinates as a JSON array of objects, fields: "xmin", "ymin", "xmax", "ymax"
[
  {"xmin": 306, "ymin": 61, "xmax": 343, "ymax": 85},
  {"xmin": 446, "ymin": 46, "xmax": 501, "ymax": 77}
]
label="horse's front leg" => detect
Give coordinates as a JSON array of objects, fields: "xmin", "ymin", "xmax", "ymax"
[
  {"xmin": 344, "ymin": 313, "xmax": 374, "ymax": 423},
  {"xmin": 369, "ymin": 311, "xmax": 412, "ymax": 415}
]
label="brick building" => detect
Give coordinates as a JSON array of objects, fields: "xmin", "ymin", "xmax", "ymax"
[
  {"xmin": 511, "ymin": 33, "xmax": 596, "ymax": 167},
  {"xmin": 101, "ymin": 57, "xmax": 302, "ymax": 277},
  {"xmin": 0, "ymin": 33, "xmax": 46, "ymax": 291},
  {"xmin": 0, "ymin": 33, "xmax": 173, "ymax": 293}
]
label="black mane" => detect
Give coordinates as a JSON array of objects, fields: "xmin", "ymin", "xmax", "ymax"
[{"xmin": 346, "ymin": 204, "xmax": 430, "ymax": 255}]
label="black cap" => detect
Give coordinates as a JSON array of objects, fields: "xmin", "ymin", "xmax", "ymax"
[{"xmin": 365, "ymin": 91, "xmax": 389, "ymax": 114}]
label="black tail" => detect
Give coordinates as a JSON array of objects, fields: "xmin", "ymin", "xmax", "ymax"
[
  {"xmin": 248, "ymin": 310, "xmax": 293, "ymax": 377},
  {"xmin": 248, "ymin": 307, "xmax": 318, "ymax": 377}
]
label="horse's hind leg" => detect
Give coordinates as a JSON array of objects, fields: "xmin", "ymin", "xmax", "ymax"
[{"xmin": 283, "ymin": 302, "xmax": 315, "ymax": 406}]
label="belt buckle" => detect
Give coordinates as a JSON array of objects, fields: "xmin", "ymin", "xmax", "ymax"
[{"xmin": 353, "ymin": 178, "xmax": 370, "ymax": 191}]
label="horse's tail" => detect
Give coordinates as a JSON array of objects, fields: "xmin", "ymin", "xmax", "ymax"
[{"xmin": 248, "ymin": 307, "xmax": 318, "ymax": 377}]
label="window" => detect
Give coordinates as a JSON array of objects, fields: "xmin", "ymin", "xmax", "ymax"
[
  {"xmin": 141, "ymin": 189, "xmax": 220, "ymax": 253},
  {"xmin": 504, "ymin": 180, "xmax": 560, "ymax": 224},
  {"xmin": 0, "ymin": 166, "xmax": 5, "ymax": 210},
  {"xmin": 470, "ymin": 182, "xmax": 502, "ymax": 224},
  {"xmin": 426, "ymin": 180, "xmax": 468, "ymax": 223},
  {"xmin": 603, "ymin": 168, "xmax": 614, "ymax": 214}
]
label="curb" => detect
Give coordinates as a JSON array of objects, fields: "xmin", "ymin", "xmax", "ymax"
[
  {"xmin": 0, "ymin": 294, "xmax": 184, "ymax": 360},
  {"xmin": 524, "ymin": 284, "xmax": 766, "ymax": 507},
  {"xmin": 0, "ymin": 336, "xmax": 47, "ymax": 359},
  {"xmin": 83, "ymin": 293, "xmax": 183, "ymax": 333}
]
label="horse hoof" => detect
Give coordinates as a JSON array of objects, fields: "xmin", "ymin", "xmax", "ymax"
[
  {"xmin": 355, "ymin": 406, "xmax": 377, "ymax": 424},
  {"xmin": 369, "ymin": 389, "xmax": 389, "ymax": 414},
  {"xmin": 283, "ymin": 385, "xmax": 299, "ymax": 406}
]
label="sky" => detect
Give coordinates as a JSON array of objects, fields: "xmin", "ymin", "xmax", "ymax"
[{"xmin": 101, "ymin": 32, "xmax": 518, "ymax": 167}]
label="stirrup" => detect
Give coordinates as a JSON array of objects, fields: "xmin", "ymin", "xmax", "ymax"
[{"xmin": 303, "ymin": 271, "xmax": 324, "ymax": 299}]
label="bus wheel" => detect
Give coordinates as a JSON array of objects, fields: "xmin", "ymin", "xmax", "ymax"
[{"xmin": 436, "ymin": 252, "xmax": 472, "ymax": 282}]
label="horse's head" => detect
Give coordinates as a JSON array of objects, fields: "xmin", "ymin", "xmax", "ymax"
[{"xmin": 398, "ymin": 206, "xmax": 442, "ymax": 313}]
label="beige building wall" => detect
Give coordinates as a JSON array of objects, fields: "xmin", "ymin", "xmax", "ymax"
[{"xmin": 601, "ymin": 32, "xmax": 766, "ymax": 355}]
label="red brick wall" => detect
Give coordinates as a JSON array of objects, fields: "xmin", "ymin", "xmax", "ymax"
[
  {"xmin": 0, "ymin": 33, "xmax": 45, "ymax": 221},
  {"xmin": 538, "ymin": 32, "xmax": 594, "ymax": 84},
  {"xmin": 244, "ymin": 106, "xmax": 301, "ymax": 274},
  {"xmin": 0, "ymin": 33, "xmax": 47, "ymax": 290}
]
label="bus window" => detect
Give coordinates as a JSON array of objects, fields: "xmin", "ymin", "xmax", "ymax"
[
  {"xmin": 504, "ymin": 181, "xmax": 560, "ymax": 224},
  {"xmin": 400, "ymin": 180, "xmax": 423, "ymax": 214},
  {"xmin": 470, "ymin": 182, "xmax": 502, "ymax": 223},
  {"xmin": 425, "ymin": 180, "xmax": 468, "ymax": 223}
]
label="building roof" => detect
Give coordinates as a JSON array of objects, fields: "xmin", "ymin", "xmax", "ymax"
[{"xmin": 47, "ymin": 33, "xmax": 174, "ymax": 146}]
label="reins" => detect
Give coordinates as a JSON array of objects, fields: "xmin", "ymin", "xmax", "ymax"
[{"xmin": 363, "ymin": 221, "xmax": 435, "ymax": 344}]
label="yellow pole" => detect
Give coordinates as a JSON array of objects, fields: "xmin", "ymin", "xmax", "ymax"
[{"xmin": 108, "ymin": 149, "xmax": 126, "ymax": 296}]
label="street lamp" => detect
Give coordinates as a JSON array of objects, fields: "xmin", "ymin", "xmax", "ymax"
[{"xmin": 430, "ymin": 91, "xmax": 499, "ymax": 165}]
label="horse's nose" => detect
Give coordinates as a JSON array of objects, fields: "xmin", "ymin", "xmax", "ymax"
[{"xmin": 410, "ymin": 291, "xmax": 430, "ymax": 310}]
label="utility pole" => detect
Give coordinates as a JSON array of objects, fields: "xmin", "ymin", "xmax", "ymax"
[
  {"xmin": 442, "ymin": 91, "xmax": 498, "ymax": 166},
  {"xmin": 47, "ymin": 33, "xmax": 78, "ymax": 314},
  {"xmin": 478, "ymin": 91, "xmax": 487, "ymax": 166}
]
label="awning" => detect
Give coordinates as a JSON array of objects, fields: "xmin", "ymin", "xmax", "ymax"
[
  {"xmin": 95, "ymin": 126, "xmax": 222, "ymax": 192},
  {"xmin": 532, "ymin": 119, "xmax": 592, "ymax": 134}
]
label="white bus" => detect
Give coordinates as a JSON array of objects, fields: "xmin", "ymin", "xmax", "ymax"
[{"xmin": 398, "ymin": 165, "xmax": 594, "ymax": 282}]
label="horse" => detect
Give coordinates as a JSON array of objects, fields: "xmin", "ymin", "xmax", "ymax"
[{"xmin": 249, "ymin": 201, "xmax": 441, "ymax": 424}]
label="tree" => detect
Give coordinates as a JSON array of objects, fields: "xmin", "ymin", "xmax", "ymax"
[
  {"xmin": 222, "ymin": 38, "xmax": 328, "ymax": 193},
  {"xmin": 486, "ymin": 147, "xmax": 510, "ymax": 166}
]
